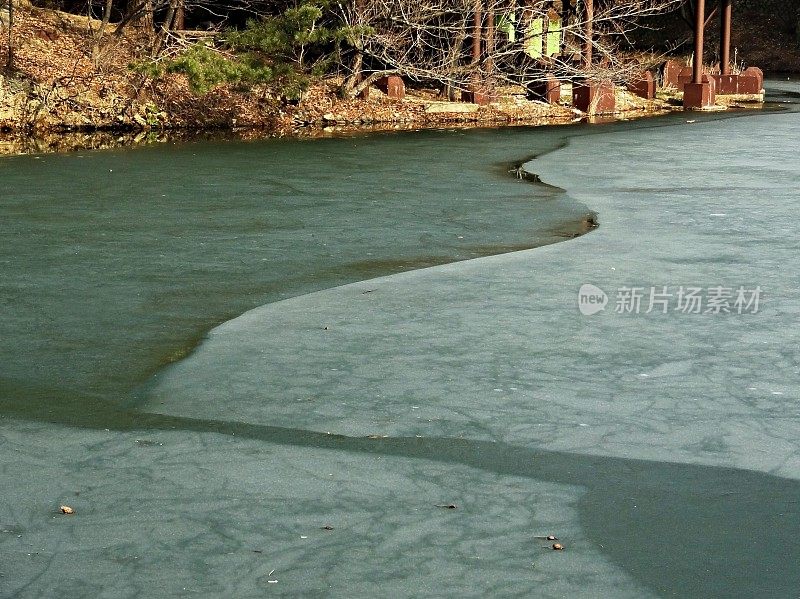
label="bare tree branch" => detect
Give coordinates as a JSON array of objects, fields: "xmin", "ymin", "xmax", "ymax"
[{"xmin": 338, "ymin": 0, "xmax": 686, "ymax": 94}]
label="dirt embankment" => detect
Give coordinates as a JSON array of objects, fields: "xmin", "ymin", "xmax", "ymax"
[
  {"xmin": 0, "ymin": 2, "xmax": 291, "ymax": 132},
  {"xmin": 0, "ymin": 0, "xmax": 670, "ymax": 152}
]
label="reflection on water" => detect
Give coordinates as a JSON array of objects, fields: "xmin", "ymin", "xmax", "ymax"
[{"xmin": 0, "ymin": 111, "xmax": 671, "ymax": 158}]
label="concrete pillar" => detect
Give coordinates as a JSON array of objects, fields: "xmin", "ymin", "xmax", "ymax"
[
  {"xmin": 573, "ymin": 80, "xmax": 615, "ymax": 115},
  {"xmin": 684, "ymin": 74, "xmax": 715, "ymax": 108},
  {"xmin": 629, "ymin": 71, "xmax": 655, "ymax": 100},
  {"xmin": 529, "ymin": 74, "xmax": 561, "ymax": 104},
  {"xmin": 376, "ymin": 76, "xmax": 405, "ymax": 100}
]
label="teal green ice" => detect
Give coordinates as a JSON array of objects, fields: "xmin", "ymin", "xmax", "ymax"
[{"xmin": 2, "ymin": 84, "xmax": 799, "ymax": 597}]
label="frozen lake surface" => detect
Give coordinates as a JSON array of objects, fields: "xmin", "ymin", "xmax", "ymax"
[{"xmin": 2, "ymin": 82, "xmax": 800, "ymax": 597}]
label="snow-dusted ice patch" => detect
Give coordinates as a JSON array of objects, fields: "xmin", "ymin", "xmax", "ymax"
[{"xmin": 145, "ymin": 108, "xmax": 800, "ymax": 481}]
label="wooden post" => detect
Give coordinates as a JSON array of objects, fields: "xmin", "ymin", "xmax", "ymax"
[{"xmin": 720, "ymin": 0, "xmax": 732, "ymax": 75}]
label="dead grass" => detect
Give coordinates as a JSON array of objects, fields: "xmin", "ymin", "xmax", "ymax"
[{"xmin": 0, "ymin": 2, "xmax": 674, "ymax": 139}]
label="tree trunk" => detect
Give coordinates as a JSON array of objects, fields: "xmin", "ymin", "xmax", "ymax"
[
  {"xmin": 443, "ymin": 21, "xmax": 466, "ymax": 100},
  {"xmin": 151, "ymin": 0, "xmax": 177, "ymax": 56},
  {"xmin": 91, "ymin": 0, "xmax": 115, "ymax": 69},
  {"xmin": 796, "ymin": 9, "xmax": 800, "ymax": 47},
  {"xmin": 127, "ymin": 0, "xmax": 154, "ymax": 33},
  {"xmin": 472, "ymin": 0, "xmax": 482, "ymax": 66},
  {"xmin": 341, "ymin": 47, "xmax": 364, "ymax": 96},
  {"xmin": 583, "ymin": 0, "xmax": 593, "ymax": 68},
  {"xmin": 471, "ymin": 0, "xmax": 482, "ymax": 93},
  {"xmin": 173, "ymin": 0, "xmax": 184, "ymax": 31},
  {"xmin": 343, "ymin": 68, "xmax": 398, "ymax": 99},
  {"xmin": 485, "ymin": 4, "xmax": 494, "ymax": 73}
]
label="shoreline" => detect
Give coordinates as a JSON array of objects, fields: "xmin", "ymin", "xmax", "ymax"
[
  {"xmin": 0, "ymin": 99, "xmax": 674, "ymax": 157},
  {"xmin": 0, "ymin": 0, "xmax": 678, "ymax": 157},
  {"xmin": 0, "ymin": 0, "xmax": 786, "ymax": 158}
]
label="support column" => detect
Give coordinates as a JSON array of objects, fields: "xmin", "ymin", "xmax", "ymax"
[
  {"xmin": 684, "ymin": 0, "xmax": 715, "ymax": 108},
  {"xmin": 720, "ymin": 0, "xmax": 732, "ymax": 75},
  {"xmin": 573, "ymin": 0, "xmax": 614, "ymax": 115},
  {"xmin": 692, "ymin": 0, "xmax": 705, "ymax": 84}
]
